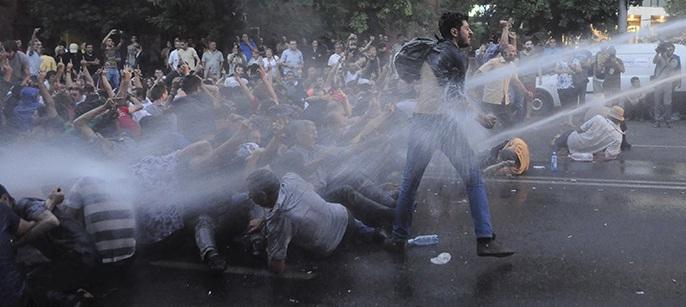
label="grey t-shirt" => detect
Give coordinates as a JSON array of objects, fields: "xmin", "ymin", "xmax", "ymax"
[
  {"xmin": 201, "ymin": 50, "xmax": 224, "ymax": 78},
  {"xmin": 265, "ymin": 173, "xmax": 349, "ymax": 261},
  {"xmin": 9, "ymin": 51, "xmax": 30, "ymax": 84}
]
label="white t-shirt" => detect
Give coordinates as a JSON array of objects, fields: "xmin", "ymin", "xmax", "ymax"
[
  {"xmin": 262, "ymin": 56, "xmax": 279, "ymax": 74},
  {"xmin": 328, "ymin": 53, "xmax": 342, "ymax": 67},
  {"xmin": 567, "ymin": 115, "xmax": 623, "ymax": 158},
  {"xmin": 168, "ymin": 49, "xmax": 180, "ymax": 69}
]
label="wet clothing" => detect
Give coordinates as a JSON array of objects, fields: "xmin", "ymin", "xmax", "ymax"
[
  {"xmin": 415, "ymin": 40, "xmax": 468, "ymax": 114},
  {"xmin": 0, "ymin": 204, "xmax": 25, "ymax": 307},
  {"xmin": 64, "ymin": 177, "xmax": 136, "ymax": 263},
  {"xmin": 131, "ymin": 150, "xmax": 184, "ymax": 244},
  {"xmin": 266, "ymin": 173, "xmax": 348, "ymax": 261},
  {"xmin": 566, "ymin": 115, "xmax": 623, "ymax": 158},
  {"xmin": 393, "ymin": 39, "xmax": 495, "ymax": 241}
]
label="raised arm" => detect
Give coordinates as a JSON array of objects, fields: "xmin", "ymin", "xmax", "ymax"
[
  {"xmin": 73, "ymin": 99, "xmax": 112, "ymax": 140},
  {"xmin": 65, "ymin": 61, "xmax": 75, "ymax": 87},
  {"xmin": 116, "ymin": 67, "xmax": 133, "ymax": 98},
  {"xmin": 99, "ymin": 69, "xmax": 115, "ymax": 98},
  {"xmin": 258, "ymin": 66, "xmax": 279, "ymax": 105},
  {"xmin": 102, "ymin": 29, "xmax": 116, "ymax": 46},
  {"xmin": 36, "ymin": 71, "xmax": 57, "ymax": 119},
  {"xmin": 28, "ymin": 28, "xmax": 40, "ymax": 52}
]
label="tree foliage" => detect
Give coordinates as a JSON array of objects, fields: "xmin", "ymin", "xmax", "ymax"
[
  {"xmin": 666, "ymin": 0, "xmax": 686, "ymax": 16},
  {"xmin": 472, "ymin": 0, "xmax": 643, "ymax": 40}
]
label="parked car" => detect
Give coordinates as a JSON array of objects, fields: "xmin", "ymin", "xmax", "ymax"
[{"xmin": 530, "ymin": 43, "xmax": 686, "ymax": 116}]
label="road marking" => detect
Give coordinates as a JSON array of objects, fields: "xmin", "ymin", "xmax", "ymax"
[
  {"xmin": 148, "ymin": 260, "xmax": 317, "ymax": 280},
  {"xmin": 521, "ymin": 176, "xmax": 686, "ymax": 187},
  {"xmin": 423, "ymin": 174, "xmax": 686, "ymax": 190},
  {"xmin": 631, "ymin": 144, "xmax": 686, "ymax": 150},
  {"xmin": 487, "ymin": 178, "xmax": 686, "ymax": 190}
]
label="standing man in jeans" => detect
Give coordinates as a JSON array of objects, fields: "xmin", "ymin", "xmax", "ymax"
[
  {"xmin": 652, "ymin": 42, "xmax": 681, "ymax": 128},
  {"xmin": 101, "ymin": 29, "xmax": 123, "ymax": 89},
  {"xmin": 388, "ymin": 11, "xmax": 515, "ymax": 258}
]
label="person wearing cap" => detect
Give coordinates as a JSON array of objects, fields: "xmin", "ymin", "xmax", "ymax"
[
  {"xmin": 66, "ymin": 43, "xmax": 84, "ymax": 72},
  {"xmin": 552, "ymin": 106, "xmax": 625, "ymax": 161}
]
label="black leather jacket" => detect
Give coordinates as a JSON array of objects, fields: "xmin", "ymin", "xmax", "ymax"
[{"xmin": 427, "ymin": 40, "xmax": 469, "ymax": 100}]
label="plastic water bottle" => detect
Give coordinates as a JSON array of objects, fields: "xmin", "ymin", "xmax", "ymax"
[
  {"xmin": 550, "ymin": 151, "xmax": 558, "ymax": 172},
  {"xmin": 407, "ymin": 234, "xmax": 439, "ymax": 246}
]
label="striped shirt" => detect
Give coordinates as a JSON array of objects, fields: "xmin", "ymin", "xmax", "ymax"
[{"xmin": 65, "ymin": 177, "xmax": 136, "ymax": 263}]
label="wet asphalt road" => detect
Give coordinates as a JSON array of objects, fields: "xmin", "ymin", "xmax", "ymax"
[{"xmin": 95, "ymin": 119, "xmax": 686, "ymax": 306}]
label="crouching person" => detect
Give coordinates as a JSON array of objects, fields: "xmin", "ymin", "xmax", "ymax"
[
  {"xmin": 245, "ymin": 169, "xmax": 387, "ymax": 273},
  {"xmin": 552, "ymin": 106, "xmax": 625, "ymax": 161},
  {"xmin": 481, "ymin": 137, "xmax": 530, "ymax": 176}
]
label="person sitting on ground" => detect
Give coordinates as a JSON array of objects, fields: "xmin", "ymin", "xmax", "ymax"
[
  {"xmin": 245, "ymin": 169, "xmax": 387, "ymax": 274},
  {"xmin": 273, "ymin": 120, "xmax": 395, "ymax": 226},
  {"xmin": 552, "ymin": 106, "xmax": 625, "ymax": 161},
  {"xmin": 624, "ymin": 76, "xmax": 648, "ymax": 121},
  {"xmin": 481, "ymin": 137, "xmax": 530, "ymax": 176}
]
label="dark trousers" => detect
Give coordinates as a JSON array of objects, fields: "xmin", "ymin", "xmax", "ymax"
[
  {"xmin": 193, "ymin": 193, "xmax": 256, "ymax": 260},
  {"xmin": 321, "ymin": 184, "xmax": 394, "ymax": 227}
]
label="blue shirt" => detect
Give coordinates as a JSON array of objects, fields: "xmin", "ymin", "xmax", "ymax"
[{"xmin": 240, "ymin": 40, "xmax": 257, "ymax": 61}]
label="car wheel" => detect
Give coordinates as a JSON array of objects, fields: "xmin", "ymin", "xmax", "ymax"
[{"xmin": 529, "ymin": 89, "xmax": 553, "ymax": 116}]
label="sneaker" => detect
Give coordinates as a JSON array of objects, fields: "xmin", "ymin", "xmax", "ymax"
[
  {"xmin": 383, "ymin": 237, "xmax": 407, "ymax": 254},
  {"xmin": 653, "ymin": 122, "xmax": 661, "ymax": 128},
  {"xmin": 477, "ymin": 235, "xmax": 515, "ymax": 258},
  {"xmin": 204, "ymin": 250, "xmax": 227, "ymax": 273}
]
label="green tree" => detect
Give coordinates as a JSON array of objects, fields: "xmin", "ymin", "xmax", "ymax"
[
  {"xmin": 471, "ymin": 0, "xmax": 642, "ymax": 40},
  {"xmin": 26, "ymin": 0, "xmax": 155, "ymax": 42},
  {"xmin": 666, "ymin": 0, "xmax": 686, "ymax": 16}
]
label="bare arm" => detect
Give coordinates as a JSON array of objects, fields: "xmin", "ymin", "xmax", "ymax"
[
  {"xmin": 16, "ymin": 219, "xmax": 35, "ymax": 237},
  {"xmin": 258, "ymin": 66, "xmax": 279, "ymax": 105},
  {"xmin": 14, "ymin": 210, "xmax": 60, "ymax": 246},
  {"xmin": 132, "ymin": 68, "xmax": 144, "ymax": 89},
  {"xmin": 116, "ymin": 68, "xmax": 132, "ymax": 98},
  {"xmin": 128, "ymin": 95, "xmax": 144, "ymax": 114},
  {"xmin": 99, "ymin": 70, "xmax": 115, "ymax": 98},
  {"xmin": 102, "ymin": 29, "xmax": 115, "ymax": 46},
  {"xmin": 65, "ymin": 61, "xmax": 75, "ymax": 88},
  {"xmin": 36, "ymin": 72, "xmax": 57, "ymax": 119},
  {"xmin": 236, "ymin": 74, "xmax": 257, "ymax": 108},
  {"xmin": 28, "ymin": 28, "xmax": 40, "ymax": 51},
  {"xmin": 73, "ymin": 100, "xmax": 110, "ymax": 140}
]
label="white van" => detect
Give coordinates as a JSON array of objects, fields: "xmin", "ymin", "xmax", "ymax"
[{"xmin": 530, "ymin": 43, "xmax": 686, "ymax": 115}]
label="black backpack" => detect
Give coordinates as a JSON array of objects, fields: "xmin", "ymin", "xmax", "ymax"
[{"xmin": 393, "ymin": 37, "xmax": 438, "ymax": 83}]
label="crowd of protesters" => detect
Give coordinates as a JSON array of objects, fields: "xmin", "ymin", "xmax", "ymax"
[{"xmin": 0, "ymin": 12, "xmax": 680, "ymax": 306}]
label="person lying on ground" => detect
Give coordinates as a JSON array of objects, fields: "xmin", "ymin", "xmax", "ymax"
[{"xmin": 245, "ymin": 169, "xmax": 387, "ymax": 274}]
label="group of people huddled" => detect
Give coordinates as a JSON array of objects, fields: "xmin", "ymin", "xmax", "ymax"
[{"xmin": 0, "ymin": 11, "xmax": 679, "ymax": 306}]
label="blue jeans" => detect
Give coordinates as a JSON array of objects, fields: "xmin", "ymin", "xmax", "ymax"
[
  {"xmin": 392, "ymin": 114, "xmax": 494, "ymax": 240},
  {"xmin": 105, "ymin": 67, "xmax": 120, "ymax": 90}
]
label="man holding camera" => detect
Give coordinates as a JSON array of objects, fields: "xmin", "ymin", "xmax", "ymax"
[{"xmin": 652, "ymin": 42, "xmax": 681, "ymax": 128}]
